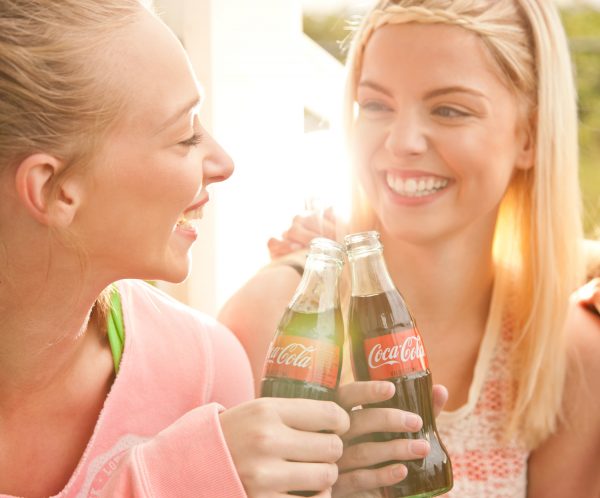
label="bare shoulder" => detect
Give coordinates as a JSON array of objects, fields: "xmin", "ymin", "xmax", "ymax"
[
  {"xmin": 564, "ymin": 298, "xmax": 600, "ymax": 401},
  {"xmin": 528, "ymin": 303, "xmax": 600, "ymax": 497},
  {"xmin": 218, "ymin": 265, "xmax": 303, "ymax": 326}
]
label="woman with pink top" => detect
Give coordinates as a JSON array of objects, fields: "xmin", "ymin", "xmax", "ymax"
[
  {"xmin": 220, "ymin": 0, "xmax": 600, "ymax": 496},
  {"xmin": 0, "ymin": 1, "xmax": 441, "ymax": 497}
]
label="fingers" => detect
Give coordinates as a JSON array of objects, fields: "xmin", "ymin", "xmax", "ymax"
[
  {"xmin": 312, "ymin": 488, "xmax": 333, "ymax": 498},
  {"xmin": 280, "ymin": 428, "xmax": 344, "ymax": 463},
  {"xmin": 267, "ymin": 237, "xmax": 303, "ymax": 260},
  {"xmin": 267, "ymin": 205, "xmax": 348, "ymax": 261},
  {"xmin": 266, "ymin": 397, "xmax": 350, "ymax": 435},
  {"xmin": 342, "ymin": 407, "xmax": 422, "ymax": 442},
  {"xmin": 333, "ymin": 464, "xmax": 407, "ymax": 497},
  {"xmin": 338, "ymin": 438, "xmax": 429, "ymax": 472},
  {"xmin": 281, "ymin": 211, "xmax": 338, "ymax": 246},
  {"xmin": 297, "ymin": 211, "xmax": 336, "ymax": 234},
  {"xmin": 432, "ymin": 384, "xmax": 448, "ymax": 418},
  {"xmin": 578, "ymin": 277, "xmax": 600, "ymax": 315},
  {"xmin": 336, "ymin": 381, "xmax": 396, "ymax": 411},
  {"xmin": 261, "ymin": 461, "xmax": 338, "ymax": 493},
  {"xmin": 222, "ymin": 398, "xmax": 348, "ymax": 496}
]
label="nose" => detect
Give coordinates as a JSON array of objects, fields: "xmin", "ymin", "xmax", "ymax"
[
  {"xmin": 384, "ymin": 112, "xmax": 427, "ymax": 159},
  {"xmin": 202, "ymin": 132, "xmax": 234, "ymax": 186}
]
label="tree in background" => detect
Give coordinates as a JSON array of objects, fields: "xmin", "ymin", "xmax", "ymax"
[{"xmin": 562, "ymin": 7, "xmax": 600, "ymax": 237}]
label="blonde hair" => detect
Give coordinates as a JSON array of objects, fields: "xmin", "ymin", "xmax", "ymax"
[
  {"xmin": 344, "ymin": 0, "xmax": 585, "ymax": 448},
  {"xmin": 0, "ymin": 0, "xmax": 153, "ymax": 323}
]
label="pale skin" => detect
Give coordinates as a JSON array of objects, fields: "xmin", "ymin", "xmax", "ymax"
[
  {"xmin": 0, "ymin": 10, "xmax": 234, "ymax": 495},
  {"xmin": 220, "ymin": 22, "xmax": 600, "ymax": 496},
  {"xmin": 0, "ymin": 8, "xmax": 443, "ymax": 498}
]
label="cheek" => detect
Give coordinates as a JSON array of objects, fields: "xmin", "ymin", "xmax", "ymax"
[
  {"xmin": 150, "ymin": 154, "xmax": 203, "ymax": 206},
  {"xmin": 351, "ymin": 145, "xmax": 376, "ymax": 199},
  {"xmin": 352, "ymin": 122, "xmax": 383, "ymax": 179}
]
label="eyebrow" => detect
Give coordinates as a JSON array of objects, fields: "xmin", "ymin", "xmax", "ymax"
[
  {"xmin": 358, "ymin": 80, "xmax": 394, "ymax": 97},
  {"xmin": 156, "ymin": 97, "xmax": 201, "ymax": 134},
  {"xmin": 358, "ymin": 80, "xmax": 488, "ymax": 100},
  {"xmin": 424, "ymin": 86, "xmax": 488, "ymax": 100}
]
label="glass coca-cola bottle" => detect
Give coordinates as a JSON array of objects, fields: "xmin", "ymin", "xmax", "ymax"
[
  {"xmin": 345, "ymin": 231, "xmax": 452, "ymax": 498},
  {"xmin": 260, "ymin": 237, "xmax": 344, "ymax": 402}
]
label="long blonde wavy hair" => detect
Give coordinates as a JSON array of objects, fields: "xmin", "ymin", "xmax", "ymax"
[
  {"xmin": 344, "ymin": 0, "xmax": 585, "ymax": 449},
  {"xmin": 0, "ymin": 0, "xmax": 153, "ymax": 323}
]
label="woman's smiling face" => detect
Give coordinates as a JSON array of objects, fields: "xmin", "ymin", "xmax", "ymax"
[
  {"xmin": 353, "ymin": 22, "xmax": 533, "ymax": 245},
  {"xmin": 74, "ymin": 9, "xmax": 234, "ymax": 283}
]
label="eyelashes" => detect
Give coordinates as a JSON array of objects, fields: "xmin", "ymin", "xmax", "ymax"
[{"xmin": 180, "ymin": 132, "xmax": 204, "ymax": 147}]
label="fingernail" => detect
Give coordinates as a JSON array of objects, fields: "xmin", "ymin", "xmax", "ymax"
[
  {"xmin": 391, "ymin": 464, "xmax": 407, "ymax": 479},
  {"xmin": 405, "ymin": 413, "xmax": 422, "ymax": 431},
  {"xmin": 409, "ymin": 440, "xmax": 430, "ymax": 457},
  {"xmin": 376, "ymin": 382, "xmax": 394, "ymax": 396}
]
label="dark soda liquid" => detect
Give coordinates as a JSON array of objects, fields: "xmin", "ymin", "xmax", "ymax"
[
  {"xmin": 261, "ymin": 307, "xmax": 344, "ymax": 497},
  {"xmin": 348, "ymin": 291, "xmax": 453, "ymax": 498}
]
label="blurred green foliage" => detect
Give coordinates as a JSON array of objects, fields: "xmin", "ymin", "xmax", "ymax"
[
  {"xmin": 561, "ymin": 8, "xmax": 600, "ymax": 238},
  {"xmin": 305, "ymin": 8, "xmax": 600, "ymax": 237},
  {"xmin": 304, "ymin": 15, "xmax": 349, "ymax": 63}
]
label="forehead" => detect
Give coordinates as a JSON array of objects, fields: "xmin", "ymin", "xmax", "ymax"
[
  {"xmin": 107, "ymin": 10, "xmax": 202, "ymax": 133},
  {"xmin": 360, "ymin": 23, "xmax": 503, "ymax": 91}
]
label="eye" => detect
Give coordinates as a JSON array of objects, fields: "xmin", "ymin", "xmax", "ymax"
[
  {"xmin": 432, "ymin": 106, "xmax": 470, "ymax": 118},
  {"xmin": 179, "ymin": 132, "xmax": 204, "ymax": 147},
  {"xmin": 359, "ymin": 100, "xmax": 393, "ymax": 113}
]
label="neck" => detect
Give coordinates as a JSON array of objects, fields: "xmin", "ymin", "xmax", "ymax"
[
  {"xmin": 0, "ymin": 250, "xmax": 110, "ymax": 404},
  {"xmin": 379, "ymin": 226, "xmax": 495, "ymax": 341}
]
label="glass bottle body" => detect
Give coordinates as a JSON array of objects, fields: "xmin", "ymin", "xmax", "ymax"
[
  {"xmin": 346, "ymin": 232, "xmax": 453, "ymax": 498},
  {"xmin": 260, "ymin": 238, "xmax": 345, "ymax": 497}
]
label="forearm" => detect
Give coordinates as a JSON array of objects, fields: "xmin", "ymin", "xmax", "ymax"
[{"xmin": 99, "ymin": 404, "xmax": 246, "ymax": 498}]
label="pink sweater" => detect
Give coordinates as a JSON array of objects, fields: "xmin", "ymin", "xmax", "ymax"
[{"xmin": 2, "ymin": 280, "xmax": 254, "ymax": 498}]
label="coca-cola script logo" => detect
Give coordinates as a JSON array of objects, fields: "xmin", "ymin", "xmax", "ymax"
[
  {"xmin": 368, "ymin": 336, "xmax": 425, "ymax": 369},
  {"xmin": 263, "ymin": 335, "xmax": 340, "ymax": 389},
  {"xmin": 363, "ymin": 329, "xmax": 428, "ymax": 380},
  {"xmin": 266, "ymin": 343, "xmax": 316, "ymax": 369}
]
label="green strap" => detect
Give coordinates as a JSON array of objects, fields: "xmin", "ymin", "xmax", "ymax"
[{"xmin": 106, "ymin": 288, "xmax": 125, "ymax": 374}]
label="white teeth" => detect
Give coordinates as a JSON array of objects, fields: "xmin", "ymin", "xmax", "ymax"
[
  {"xmin": 386, "ymin": 173, "xmax": 448, "ymax": 197},
  {"xmin": 176, "ymin": 217, "xmax": 201, "ymax": 231},
  {"xmin": 405, "ymin": 178, "xmax": 417, "ymax": 193},
  {"xmin": 175, "ymin": 208, "xmax": 203, "ymax": 231}
]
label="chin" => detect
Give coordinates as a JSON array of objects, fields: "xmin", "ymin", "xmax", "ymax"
[
  {"xmin": 162, "ymin": 266, "xmax": 191, "ymax": 284},
  {"xmin": 381, "ymin": 217, "xmax": 434, "ymax": 244},
  {"xmin": 147, "ymin": 258, "xmax": 192, "ymax": 284}
]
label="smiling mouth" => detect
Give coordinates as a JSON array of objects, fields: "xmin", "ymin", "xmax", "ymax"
[
  {"xmin": 175, "ymin": 206, "xmax": 204, "ymax": 231},
  {"xmin": 386, "ymin": 173, "xmax": 449, "ymax": 197}
]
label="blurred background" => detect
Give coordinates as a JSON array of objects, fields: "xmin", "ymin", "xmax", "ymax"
[{"xmin": 153, "ymin": 0, "xmax": 600, "ymax": 316}]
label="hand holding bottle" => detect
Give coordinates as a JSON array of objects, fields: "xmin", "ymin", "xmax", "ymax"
[
  {"xmin": 220, "ymin": 397, "xmax": 349, "ymax": 497},
  {"xmin": 332, "ymin": 381, "xmax": 448, "ymax": 497}
]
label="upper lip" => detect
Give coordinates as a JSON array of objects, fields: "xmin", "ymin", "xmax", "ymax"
[
  {"xmin": 384, "ymin": 169, "xmax": 447, "ymax": 179},
  {"xmin": 184, "ymin": 193, "xmax": 209, "ymax": 213}
]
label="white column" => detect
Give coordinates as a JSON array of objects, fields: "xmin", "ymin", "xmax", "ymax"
[{"xmin": 155, "ymin": 0, "xmax": 304, "ymax": 316}]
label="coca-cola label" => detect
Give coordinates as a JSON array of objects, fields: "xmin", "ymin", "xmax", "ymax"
[
  {"xmin": 263, "ymin": 335, "xmax": 340, "ymax": 389},
  {"xmin": 363, "ymin": 328, "xmax": 428, "ymax": 380}
]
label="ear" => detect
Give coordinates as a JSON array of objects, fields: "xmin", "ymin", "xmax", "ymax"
[
  {"xmin": 15, "ymin": 153, "xmax": 82, "ymax": 227},
  {"xmin": 515, "ymin": 119, "xmax": 535, "ymax": 171}
]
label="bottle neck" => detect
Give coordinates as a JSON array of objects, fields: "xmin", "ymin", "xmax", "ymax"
[
  {"xmin": 289, "ymin": 255, "xmax": 342, "ymax": 312},
  {"xmin": 348, "ymin": 248, "xmax": 395, "ymax": 297}
]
